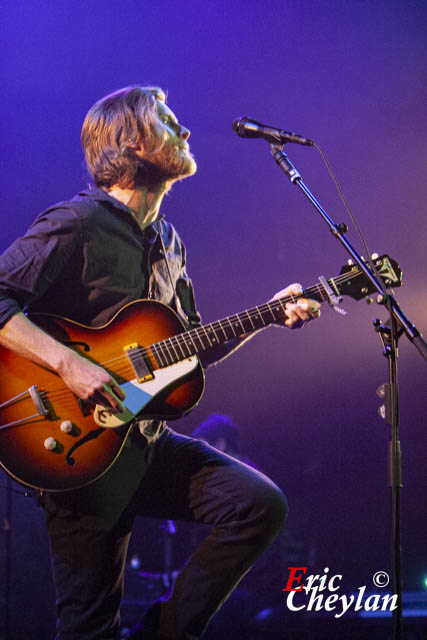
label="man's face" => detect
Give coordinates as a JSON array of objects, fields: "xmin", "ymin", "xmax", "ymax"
[{"xmin": 136, "ymin": 100, "xmax": 197, "ymax": 186}]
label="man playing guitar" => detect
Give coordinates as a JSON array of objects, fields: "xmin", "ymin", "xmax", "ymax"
[{"xmin": 0, "ymin": 86, "xmax": 320, "ymax": 640}]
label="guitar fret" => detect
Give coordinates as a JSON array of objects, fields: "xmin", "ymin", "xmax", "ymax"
[
  {"xmin": 208, "ymin": 323, "xmax": 220, "ymax": 343},
  {"xmin": 255, "ymin": 306, "xmax": 267, "ymax": 326},
  {"xmin": 160, "ymin": 345, "xmax": 171, "ymax": 367},
  {"xmin": 173, "ymin": 336, "xmax": 187, "ymax": 359},
  {"xmin": 245, "ymin": 310, "xmax": 256, "ymax": 330},
  {"xmin": 167, "ymin": 337, "xmax": 180, "ymax": 362},
  {"xmin": 276, "ymin": 298, "xmax": 287, "ymax": 316},
  {"xmin": 266, "ymin": 302, "xmax": 276, "ymax": 322},
  {"xmin": 194, "ymin": 329, "xmax": 208, "ymax": 351},
  {"xmin": 161, "ymin": 343, "xmax": 173, "ymax": 366},
  {"xmin": 330, "ymin": 276, "xmax": 340, "ymax": 296},
  {"xmin": 151, "ymin": 344, "xmax": 165, "ymax": 368},
  {"xmin": 319, "ymin": 283, "xmax": 329, "ymax": 301},
  {"xmin": 180, "ymin": 334, "xmax": 193, "ymax": 357},
  {"xmin": 163, "ymin": 340, "xmax": 174, "ymax": 365},
  {"xmin": 201, "ymin": 326, "xmax": 213, "ymax": 348},
  {"xmin": 161, "ymin": 340, "xmax": 174, "ymax": 364},
  {"xmin": 227, "ymin": 317, "xmax": 238, "ymax": 337},
  {"xmin": 236, "ymin": 314, "xmax": 246, "ymax": 333},
  {"xmin": 186, "ymin": 331, "xmax": 200, "ymax": 354},
  {"xmin": 217, "ymin": 321, "xmax": 229, "ymax": 340}
]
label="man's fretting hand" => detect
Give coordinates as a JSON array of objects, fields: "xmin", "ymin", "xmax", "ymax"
[{"xmin": 272, "ymin": 283, "xmax": 321, "ymax": 329}]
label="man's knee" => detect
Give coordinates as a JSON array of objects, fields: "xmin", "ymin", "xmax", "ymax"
[
  {"xmin": 262, "ymin": 483, "xmax": 289, "ymax": 540},
  {"xmin": 244, "ymin": 474, "xmax": 288, "ymax": 543}
]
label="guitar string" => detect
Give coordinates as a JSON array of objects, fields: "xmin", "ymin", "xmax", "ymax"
[
  {"xmin": 65, "ymin": 269, "xmax": 364, "ymax": 376},
  {"xmin": 19, "ymin": 268, "xmax": 369, "ymax": 404},
  {"xmin": 93, "ymin": 270, "xmax": 359, "ymax": 368},
  {"xmin": 39, "ymin": 291, "xmax": 304, "ymax": 401},
  {"xmin": 33, "ymin": 268, "xmax": 366, "ymax": 403},
  {"xmin": 131, "ymin": 269, "xmax": 364, "ymax": 364}
]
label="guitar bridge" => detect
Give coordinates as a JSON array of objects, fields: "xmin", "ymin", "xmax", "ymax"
[
  {"xmin": 124, "ymin": 343, "xmax": 154, "ymax": 383},
  {"xmin": 29, "ymin": 385, "xmax": 50, "ymax": 416}
]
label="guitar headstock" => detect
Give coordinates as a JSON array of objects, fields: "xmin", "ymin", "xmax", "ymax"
[{"xmin": 337, "ymin": 254, "xmax": 402, "ymax": 301}]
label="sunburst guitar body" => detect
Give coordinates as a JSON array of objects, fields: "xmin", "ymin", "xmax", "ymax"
[{"xmin": 0, "ymin": 300, "xmax": 204, "ymax": 491}]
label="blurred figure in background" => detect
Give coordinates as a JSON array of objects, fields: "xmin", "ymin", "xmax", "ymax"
[{"xmin": 192, "ymin": 413, "xmax": 255, "ymax": 467}]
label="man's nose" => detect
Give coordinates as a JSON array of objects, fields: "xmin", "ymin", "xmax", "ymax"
[{"xmin": 180, "ymin": 126, "xmax": 190, "ymax": 140}]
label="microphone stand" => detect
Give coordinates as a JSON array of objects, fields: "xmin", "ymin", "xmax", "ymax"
[{"xmin": 270, "ymin": 143, "xmax": 427, "ymax": 640}]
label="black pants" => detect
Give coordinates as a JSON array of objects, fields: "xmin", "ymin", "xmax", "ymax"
[{"xmin": 45, "ymin": 427, "xmax": 288, "ymax": 640}]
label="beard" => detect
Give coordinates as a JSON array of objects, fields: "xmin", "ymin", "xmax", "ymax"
[{"xmin": 134, "ymin": 143, "xmax": 197, "ymax": 188}]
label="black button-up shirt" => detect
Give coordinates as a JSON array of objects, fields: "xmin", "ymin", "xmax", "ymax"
[
  {"xmin": 0, "ymin": 188, "xmax": 203, "ymax": 521},
  {"xmin": 0, "ymin": 187, "xmax": 201, "ymax": 329}
]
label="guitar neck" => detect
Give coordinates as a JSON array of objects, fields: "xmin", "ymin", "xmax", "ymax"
[{"xmin": 149, "ymin": 279, "xmax": 330, "ymax": 368}]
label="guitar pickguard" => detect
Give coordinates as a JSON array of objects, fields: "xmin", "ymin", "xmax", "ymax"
[{"xmin": 93, "ymin": 356, "xmax": 200, "ymax": 428}]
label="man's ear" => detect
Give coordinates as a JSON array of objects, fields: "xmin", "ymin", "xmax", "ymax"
[{"xmin": 126, "ymin": 139, "xmax": 144, "ymax": 155}]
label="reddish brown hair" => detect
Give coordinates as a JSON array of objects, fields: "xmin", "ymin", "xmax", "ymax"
[{"xmin": 81, "ymin": 85, "xmax": 166, "ymax": 188}]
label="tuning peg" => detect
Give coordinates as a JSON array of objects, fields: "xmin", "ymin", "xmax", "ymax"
[
  {"xmin": 347, "ymin": 259, "xmax": 353, "ymax": 266},
  {"xmin": 371, "ymin": 252, "xmax": 379, "ymax": 260}
]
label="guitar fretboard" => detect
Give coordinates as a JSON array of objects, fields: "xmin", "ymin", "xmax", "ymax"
[{"xmin": 146, "ymin": 278, "xmax": 337, "ymax": 369}]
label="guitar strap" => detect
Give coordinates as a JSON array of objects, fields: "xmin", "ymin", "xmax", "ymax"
[
  {"xmin": 156, "ymin": 219, "xmax": 189, "ymax": 327},
  {"xmin": 157, "ymin": 220, "xmax": 179, "ymax": 305},
  {"xmin": 131, "ymin": 221, "xmax": 181, "ymax": 445}
]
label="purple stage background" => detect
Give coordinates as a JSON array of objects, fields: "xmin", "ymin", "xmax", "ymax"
[{"xmin": 1, "ymin": 2, "xmax": 426, "ymax": 638}]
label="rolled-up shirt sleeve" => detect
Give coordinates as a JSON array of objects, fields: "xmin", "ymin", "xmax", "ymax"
[{"xmin": 0, "ymin": 208, "xmax": 83, "ymax": 328}]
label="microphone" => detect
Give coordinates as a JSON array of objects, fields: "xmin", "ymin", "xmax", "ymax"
[{"xmin": 232, "ymin": 117, "xmax": 314, "ymax": 146}]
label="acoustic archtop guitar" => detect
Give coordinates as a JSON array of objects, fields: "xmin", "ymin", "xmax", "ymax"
[{"xmin": 0, "ymin": 255, "xmax": 401, "ymax": 491}]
